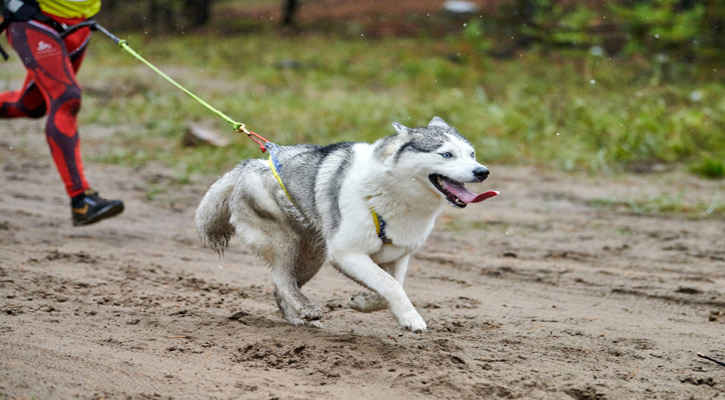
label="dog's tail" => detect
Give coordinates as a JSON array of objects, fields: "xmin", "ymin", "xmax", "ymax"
[{"xmin": 195, "ymin": 166, "xmax": 241, "ymax": 255}]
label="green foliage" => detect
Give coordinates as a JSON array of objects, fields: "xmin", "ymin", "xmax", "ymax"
[
  {"xmin": 473, "ymin": 0, "xmax": 722, "ymax": 65},
  {"xmin": 550, "ymin": 5, "xmax": 602, "ymax": 48},
  {"xmin": 589, "ymin": 193, "xmax": 725, "ymax": 218},
  {"xmin": 26, "ymin": 31, "xmax": 717, "ymax": 182},
  {"xmin": 3, "ymin": 2, "xmax": 722, "ymax": 220},
  {"xmin": 462, "ymin": 19, "xmax": 492, "ymax": 55},
  {"xmin": 691, "ymin": 158, "xmax": 725, "ymax": 179},
  {"xmin": 524, "ymin": 0, "xmax": 602, "ymax": 48},
  {"xmin": 610, "ymin": 0, "xmax": 705, "ymax": 60}
]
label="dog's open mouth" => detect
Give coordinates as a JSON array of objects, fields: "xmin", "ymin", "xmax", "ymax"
[{"xmin": 429, "ymin": 174, "xmax": 499, "ymax": 208}]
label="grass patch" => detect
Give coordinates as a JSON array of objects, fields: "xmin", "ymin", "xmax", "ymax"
[
  {"xmin": 691, "ymin": 158, "xmax": 725, "ymax": 179},
  {"xmin": 2, "ymin": 30, "xmax": 724, "ymax": 181},
  {"xmin": 444, "ymin": 217, "xmax": 499, "ymax": 233},
  {"xmin": 588, "ymin": 193, "xmax": 725, "ymax": 218}
]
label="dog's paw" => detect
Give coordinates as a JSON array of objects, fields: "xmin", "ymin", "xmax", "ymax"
[
  {"xmin": 397, "ymin": 311, "xmax": 427, "ymax": 333},
  {"xmin": 306, "ymin": 320, "xmax": 323, "ymax": 329},
  {"xmin": 285, "ymin": 316, "xmax": 306, "ymax": 327},
  {"xmin": 299, "ymin": 303, "xmax": 324, "ymax": 321},
  {"xmin": 349, "ymin": 292, "xmax": 388, "ymax": 313}
]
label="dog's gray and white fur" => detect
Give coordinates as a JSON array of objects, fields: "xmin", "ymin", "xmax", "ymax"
[{"xmin": 196, "ymin": 117, "xmax": 491, "ymax": 332}]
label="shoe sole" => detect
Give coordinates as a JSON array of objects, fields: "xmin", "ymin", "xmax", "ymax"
[{"xmin": 73, "ymin": 203, "xmax": 124, "ymax": 227}]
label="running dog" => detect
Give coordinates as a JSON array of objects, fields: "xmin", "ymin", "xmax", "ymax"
[{"xmin": 195, "ymin": 117, "xmax": 498, "ymax": 332}]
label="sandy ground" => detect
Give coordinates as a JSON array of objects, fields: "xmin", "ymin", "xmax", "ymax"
[{"xmin": 1, "ymin": 119, "xmax": 724, "ymax": 400}]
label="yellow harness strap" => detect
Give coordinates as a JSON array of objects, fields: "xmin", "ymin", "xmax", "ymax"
[
  {"xmin": 371, "ymin": 208, "xmax": 381, "ymax": 233},
  {"xmin": 268, "ymin": 156, "xmax": 295, "ymax": 204},
  {"xmin": 370, "ymin": 208, "xmax": 393, "ymax": 245}
]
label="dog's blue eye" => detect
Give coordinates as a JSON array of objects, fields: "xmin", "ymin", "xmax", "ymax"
[
  {"xmin": 440, "ymin": 152, "xmax": 453, "ymax": 158},
  {"xmin": 471, "ymin": 152, "xmax": 475, "ymax": 158}
]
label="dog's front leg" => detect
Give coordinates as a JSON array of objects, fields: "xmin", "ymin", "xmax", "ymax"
[
  {"xmin": 333, "ymin": 253, "xmax": 425, "ymax": 333},
  {"xmin": 390, "ymin": 254, "xmax": 409, "ymax": 284},
  {"xmin": 349, "ymin": 255, "xmax": 409, "ymax": 313}
]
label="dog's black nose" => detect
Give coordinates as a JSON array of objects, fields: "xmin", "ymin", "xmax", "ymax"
[{"xmin": 473, "ymin": 167, "xmax": 489, "ymax": 181}]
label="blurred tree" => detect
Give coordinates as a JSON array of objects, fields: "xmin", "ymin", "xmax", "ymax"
[
  {"xmin": 148, "ymin": 0, "xmax": 176, "ymax": 30},
  {"xmin": 472, "ymin": 0, "xmax": 722, "ymax": 64},
  {"xmin": 611, "ymin": 0, "xmax": 705, "ymax": 61},
  {"xmin": 184, "ymin": 0, "xmax": 213, "ymax": 28},
  {"xmin": 700, "ymin": 0, "xmax": 725, "ymax": 62},
  {"xmin": 99, "ymin": 0, "xmax": 214, "ymax": 31},
  {"xmin": 282, "ymin": 0, "xmax": 299, "ymax": 27}
]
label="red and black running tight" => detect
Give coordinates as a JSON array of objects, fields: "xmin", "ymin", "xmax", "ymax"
[{"xmin": 0, "ymin": 15, "xmax": 92, "ymax": 198}]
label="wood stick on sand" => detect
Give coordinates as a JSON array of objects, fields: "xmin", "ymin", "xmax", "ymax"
[{"xmin": 697, "ymin": 352, "xmax": 725, "ymax": 367}]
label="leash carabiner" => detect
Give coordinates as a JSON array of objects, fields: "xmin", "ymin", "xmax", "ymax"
[{"xmin": 235, "ymin": 123, "xmax": 269, "ymax": 153}]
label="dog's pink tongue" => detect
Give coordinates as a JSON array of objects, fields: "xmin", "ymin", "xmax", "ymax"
[{"xmin": 445, "ymin": 183, "xmax": 500, "ymax": 204}]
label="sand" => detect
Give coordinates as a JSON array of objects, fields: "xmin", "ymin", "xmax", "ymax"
[{"xmin": 1, "ymin": 119, "xmax": 723, "ymax": 399}]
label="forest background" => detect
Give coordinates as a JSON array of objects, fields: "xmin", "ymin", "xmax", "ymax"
[{"xmin": 5, "ymin": 0, "xmax": 723, "ymax": 188}]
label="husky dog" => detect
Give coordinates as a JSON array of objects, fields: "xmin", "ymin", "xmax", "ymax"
[{"xmin": 195, "ymin": 117, "xmax": 498, "ymax": 332}]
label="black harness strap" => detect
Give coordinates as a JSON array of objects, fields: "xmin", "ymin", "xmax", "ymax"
[
  {"xmin": 0, "ymin": 18, "xmax": 9, "ymax": 60},
  {"xmin": 1, "ymin": 0, "xmax": 72, "ymax": 61}
]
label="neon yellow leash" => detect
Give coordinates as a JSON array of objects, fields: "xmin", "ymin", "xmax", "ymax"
[
  {"xmin": 86, "ymin": 21, "xmax": 270, "ymax": 151},
  {"xmin": 86, "ymin": 22, "xmax": 393, "ymax": 244},
  {"xmin": 118, "ymin": 41, "xmax": 242, "ymax": 130}
]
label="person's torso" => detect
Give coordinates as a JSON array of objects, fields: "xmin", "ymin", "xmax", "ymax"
[{"xmin": 37, "ymin": 0, "xmax": 101, "ymax": 20}]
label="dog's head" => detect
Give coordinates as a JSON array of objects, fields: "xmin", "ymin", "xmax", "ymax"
[{"xmin": 381, "ymin": 117, "xmax": 498, "ymax": 208}]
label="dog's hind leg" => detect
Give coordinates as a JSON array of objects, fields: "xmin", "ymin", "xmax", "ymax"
[
  {"xmin": 243, "ymin": 227, "xmax": 324, "ymax": 326},
  {"xmin": 246, "ymin": 225, "xmax": 325, "ymax": 326},
  {"xmin": 295, "ymin": 233, "xmax": 326, "ymax": 288},
  {"xmin": 274, "ymin": 289, "xmax": 305, "ymax": 326},
  {"xmin": 229, "ymin": 169, "xmax": 324, "ymax": 327},
  {"xmin": 280, "ymin": 233, "xmax": 327, "ymax": 323},
  {"xmin": 241, "ymin": 227, "xmax": 324, "ymax": 326},
  {"xmin": 287, "ymin": 234, "xmax": 326, "ymax": 327},
  {"xmin": 269, "ymin": 237, "xmax": 325, "ymax": 326}
]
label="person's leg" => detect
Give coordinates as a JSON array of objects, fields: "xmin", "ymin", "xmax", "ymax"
[
  {"xmin": 0, "ymin": 74, "xmax": 47, "ymax": 118},
  {"xmin": 0, "ymin": 18, "xmax": 89, "ymax": 120},
  {"xmin": 6, "ymin": 20, "xmax": 123, "ymax": 225},
  {"xmin": 7, "ymin": 20, "xmax": 90, "ymax": 197}
]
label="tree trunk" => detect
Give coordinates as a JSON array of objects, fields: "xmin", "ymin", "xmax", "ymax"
[
  {"xmin": 184, "ymin": 0, "xmax": 213, "ymax": 28},
  {"xmin": 282, "ymin": 0, "xmax": 298, "ymax": 27}
]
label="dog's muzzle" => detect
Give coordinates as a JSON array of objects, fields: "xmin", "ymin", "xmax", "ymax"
[{"xmin": 429, "ymin": 173, "xmax": 499, "ymax": 208}]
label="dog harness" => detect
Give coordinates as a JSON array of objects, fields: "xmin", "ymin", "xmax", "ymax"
[
  {"xmin": 370, "ymin": 209, "xmax": 393, "ymax": 244},
  {"xmin": 266, "ymin": 143, "xmax": 392, "ymax": 245}
]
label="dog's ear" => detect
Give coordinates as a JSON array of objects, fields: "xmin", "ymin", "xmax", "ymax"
[
  {"xmin": 428, "ymin": 116, "xmax": 450, "ymax": 129},
  {"xmin": 392, "ymin": 122, "xmax": 412, "ymax": 136}
]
